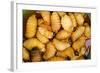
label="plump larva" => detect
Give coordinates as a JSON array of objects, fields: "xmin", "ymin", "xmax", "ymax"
[
  {"xmin": 85, "ymin": 25, "xmax": 91, "ymax": 38},
  {"xmin": 56, "ymin": 30, "xmax": 71, "ymax": 40},
  {"xmin": 68, "ymin": 13, "xmax": 77, "ymax": 27},
  {"xmin": 38, "ymin": 27, "xmax": 53, "ymax": 39},
  {"xmin": 51, "ymin": 12, "xmax": 61, "ymax": 33},
  {"xmin": 40, "ymin": 11, "xmax": 50, "ymax": 25},
  {"xmin": 48, "ymin": 56, "xmax": 65, "ymax": 61},
  {"xmin": 56, "ymin": 47, "xmax": 75, "ymax": 59},
  {"xmin": 53, "ymin": 38, "xmax": 70, "ymax": 51},
  {"xmin": 23, "ymin": 38, "xmax": 45, "ymax": 52},
  {"xmin": 43, "ymin": 42, "xmax": 56, "ymax": 60},
  {"xmin": 74, "ymin": 13, "xmax": 84, "ymax": 25},
  {"xmin": 72, "ymin": 36, "xmax": 86, "ymax": 52},
  {"xmin": 36, "ymin": 31, "xmax": 49, "ymax": 44},
  {"xmin": 72, "ymin": 26, "xmax": 85, "ymax": 41},
  {"xmin": 61, "ymin": 15, "xmax": 73, "ymax": 32},
  {"xmin": 25, "ymin": 15, "xmax": 37, "ymax": 38},
  {"xmin": 23, "ymin": 47, "xmax": 30, "ymax": 61},
  {"xmin": 58, "ymin": 12, "xmax": 66, "ymax": 17}
]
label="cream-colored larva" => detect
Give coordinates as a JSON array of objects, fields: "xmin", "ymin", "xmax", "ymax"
[
  {"xmin": 23, "ymin": 38, "xmax": 45, "ymax": 52},
  {"xmin": 43, "ymin": 42, "xmax": 56, "ymax": 60},
  {"xmin": 51, "ymin": 12, "xmax": 61, "ymax": 33},
  {"xmin": 61, "ymin": 15, "xmax": 73, "ymax": 32},
  {"xmin": 25, "ymin": 15, "xmax": 37, "ymax": 38},
  {"xmin": 53, "ymin": 38, "xmax": 70, "ymax": 51}
]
